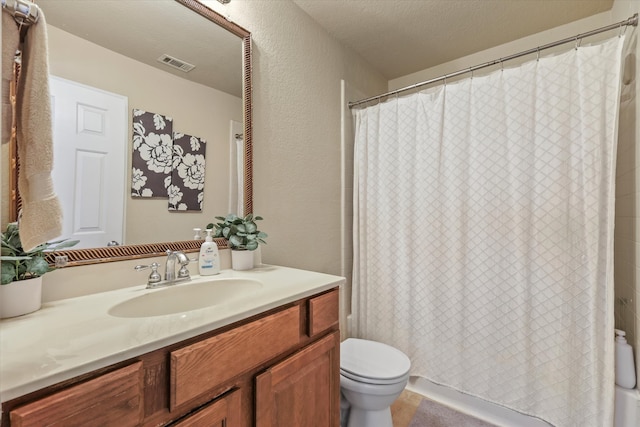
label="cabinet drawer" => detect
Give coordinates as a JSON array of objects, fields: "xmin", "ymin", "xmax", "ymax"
[
  {"xmin": 10, "ymin": 362, "xmax": 143, "ymax": 427},
  {"xmin": 170, "ymin": 305, "xmax": 301, "ymax": 409},
  {"xmin": 171, "ymin": 389, "xmax": 241, "ymax": 427},
  {"xmin": 308, "ymin": 289, "xmax": 339, "ymax": 336}
]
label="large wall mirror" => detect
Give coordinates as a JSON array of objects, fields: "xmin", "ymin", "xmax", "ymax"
[{"xmin": 5, "ymin": 0, "xmax": 252, "ymax": 266}]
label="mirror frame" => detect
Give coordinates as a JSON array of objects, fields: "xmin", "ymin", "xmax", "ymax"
[{"xmin": 9, "ymin": 0, "xmax": 253, "ymax": 266}]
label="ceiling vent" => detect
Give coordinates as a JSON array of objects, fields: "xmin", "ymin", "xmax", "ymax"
[{"xmin": 157, "ymin": 54, "xmax": 196, "ymax": 72}]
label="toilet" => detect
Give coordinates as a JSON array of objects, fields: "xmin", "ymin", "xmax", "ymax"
[{"xmin": 340, "ymin": 338, "xmax": 411, "ymax": 427}]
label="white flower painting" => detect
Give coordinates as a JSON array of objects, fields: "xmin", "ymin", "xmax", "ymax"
[
  {"xmin": 131, "ymin": 109, "xmax": 173, "ymax": 197},
  {"xmin": 131, "ymin": 109, "xmax": 207, "ymax": 212},
  {"xmin": 169, "ymin": 132, "xmax": 206, "ymax": 211}
]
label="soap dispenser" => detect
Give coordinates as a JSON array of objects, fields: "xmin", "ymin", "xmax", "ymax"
[
  {"xmin": 193, "ymin": 228, "xmax": 202, "ymax": 240},
  {"xmin": 198, "ymin": 229, "xmax": 220, "ymax": 276},
  {"xmin": 615, "ymin": 329, "xmax": 636, "ymax": 389}
]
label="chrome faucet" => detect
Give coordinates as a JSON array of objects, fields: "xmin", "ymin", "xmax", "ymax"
[
  {"xmin": 135, "ymin": 250, "xmax": 192, "ymax": 288},
  {"xmin": 165, "ymin": 250, "xmax": 190, "ymax": 282}
]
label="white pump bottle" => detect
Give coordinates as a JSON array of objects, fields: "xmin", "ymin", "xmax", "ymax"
[
  {"xmin": 198, "ymin": 229, "xmax": 220, "ymax": 276},
  {"xmin": 615, "ymin": 328, "xmax": 636, "ymax": 389}
]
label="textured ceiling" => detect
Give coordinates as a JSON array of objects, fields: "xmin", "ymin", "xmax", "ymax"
[
  {"xmin": 293, "ymin": 0, "xmax": 615, "ymax": 80},
  {"xmin": 36, "ymin": 0, "xmax": 616, "ymax": 90}
]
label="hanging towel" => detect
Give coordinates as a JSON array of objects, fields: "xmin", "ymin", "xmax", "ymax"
[{"xmin": 4, "ymin": 12, "xmax": 62, "ymax": 250}]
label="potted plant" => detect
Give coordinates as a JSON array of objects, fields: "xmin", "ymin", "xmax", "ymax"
[
  {"xmin": 1, "ymin": 222, "xmax": 78, "ymax": 318},
  {"xmin": 207, "ymin": 213, "xmax": 267, "ymax": 270}
]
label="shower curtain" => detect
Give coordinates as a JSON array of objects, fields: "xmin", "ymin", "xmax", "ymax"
[{"xmin": 352, "ymin": 36, "xmax": 624, "ymax": 427}]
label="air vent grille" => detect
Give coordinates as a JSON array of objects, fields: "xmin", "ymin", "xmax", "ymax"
[{"xmin": 157, "ymin": 54, "xmax": 196, "ymax": 72}]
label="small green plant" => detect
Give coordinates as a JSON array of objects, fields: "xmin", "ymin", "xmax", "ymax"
[
  {"xmin": 207, "ymin": 213, "xmax": 267, "ymax": 251},
  {"xmin": 0, "ymin": 222, "xmax": 79, "ymax": 285}
]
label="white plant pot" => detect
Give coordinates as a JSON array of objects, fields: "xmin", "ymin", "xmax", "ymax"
[
  {"xmin": 0, "ymin": 276, "xmax": 43, "ymax": 319},
  {"xmin": 253, "ymin": 245, "xmax": 262, "ymax": 267},
  {"xmin": 231, "ymin": 249, "xmax": 254, "ymax": 271}
]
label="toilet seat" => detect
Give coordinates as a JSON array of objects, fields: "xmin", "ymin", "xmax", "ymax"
[{"xmin": 340, "ymin": 338, "xmax": 411, "ymax": 385}]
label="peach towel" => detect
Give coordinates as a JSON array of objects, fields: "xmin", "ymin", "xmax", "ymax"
[{"xmin": 2, "ymin": 11, "xmax": 62, "ymax": 250}]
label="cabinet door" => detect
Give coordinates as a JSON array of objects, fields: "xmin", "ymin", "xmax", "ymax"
[
  {"xmin": 9, "ymin": 362, "xmax": 143, "ymax": 427},
  {"xmin": 255, "ymin": 331, "xmax": 340, "ymax": 427},
  {"xmin": 171, "ymin": 389, "xmax": 241, "ymax": 427}
]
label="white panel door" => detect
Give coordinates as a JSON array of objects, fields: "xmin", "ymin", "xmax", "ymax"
[{"xmin": 50, "ymin": 76, "xmax": 128, "ymax": 249}]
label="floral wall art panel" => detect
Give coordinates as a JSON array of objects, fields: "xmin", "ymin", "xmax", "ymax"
[
  {"xmin": 131, "ymin": 109, "xmax": 173, "ymax": 198},
  {"xmin": 169, "ymin": 132, "xmax": 206, "ymax": 211}
]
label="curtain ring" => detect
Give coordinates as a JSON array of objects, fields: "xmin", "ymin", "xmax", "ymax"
[
  {"xmin": 618, "ymin": 23, "xmax": 625, "ymax": 38},
  {"xmin": 500, "ymin": 58, "xmax": 504, "ymax": 72},
  {"xmin": 443, "ymin": 75, "xmax": 447, "ymax": 86},
  {"xmin": 536, "ymin": 47, "xmax": 540, "ymax": 62},
  {"xmin": 469, "ymin": 67, "xmax": 474, "ymax": 79}
]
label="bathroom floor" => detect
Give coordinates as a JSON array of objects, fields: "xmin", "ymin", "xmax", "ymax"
[{"xmin": 391, "ymin": 389, "xmax": 498, "ymax": 427}]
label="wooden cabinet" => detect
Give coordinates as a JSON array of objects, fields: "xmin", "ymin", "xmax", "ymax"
[
  {"xmin": 2, "ymin": 288, "xmax": 340, "ymax": 427},
  {"xmin": 9, "ymin": 362, "xmax": 144, "ymax": 427},
  {"xmin": 170, "ymin": 305, "xmax": 301, "ymax": 410},
  {"xmin": 309, "ymin": 289, "xmax": 339, "ymax": 336},
  {"xmin": 256, "ymin": 331, "xmax": 340, "ymax": 427},
  {"xmin": 170, "ymin": 389, "xmax": 242, "ymax": 427}
]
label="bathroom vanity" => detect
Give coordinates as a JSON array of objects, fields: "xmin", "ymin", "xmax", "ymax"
[{"xmin": 0, "ymin": 265, "xmax": 343, "ymax": 426}]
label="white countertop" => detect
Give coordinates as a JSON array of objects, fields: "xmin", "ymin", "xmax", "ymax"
[{"xmin": 0, "ymin": 265, "xmax": 344, "ymax": 402}]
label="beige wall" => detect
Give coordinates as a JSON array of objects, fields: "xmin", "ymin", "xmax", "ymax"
[
  {"xmin": 611, "ymin": 0, "xmax": 640, "ymax": 384},
  {"xmin": 47, "ymin": 25, "xmax": 243, "ymax": 245},
  {"xmin": 203, "ymin": 0, "xmax": 387, "ymax": 275},
  {"xmin": 390, "ymin": 12, "xmax": 614, "ymax": 90}
]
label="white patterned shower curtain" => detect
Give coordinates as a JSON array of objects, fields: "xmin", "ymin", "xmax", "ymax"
[{"xmin": 352, "ymin": 36, "xmax": 624, "ymax": 427}]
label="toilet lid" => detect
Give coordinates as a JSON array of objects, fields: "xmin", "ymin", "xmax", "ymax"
[{"xmin": 340, "ymin": 338, "xmax": 411, "ymax": 383}]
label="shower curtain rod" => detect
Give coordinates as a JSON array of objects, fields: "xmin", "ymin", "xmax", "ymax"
[
  {"xmin": 349, "ymin": 13, "xmax": 638, "ymax": 109},
  {"xmin": 1, "ymin": 0, "xmax": 39, "ymax": 26}
]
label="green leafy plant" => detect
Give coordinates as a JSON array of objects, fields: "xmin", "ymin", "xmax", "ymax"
[
  {"xmin": 207, "ymin": 213, "xmax": 267, "ymax": 251},
  {"xmin": 1, "ymin": 222, "xmax": 79, "ymax": 285}
]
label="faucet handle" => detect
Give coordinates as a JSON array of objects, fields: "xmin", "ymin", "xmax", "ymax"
[
  {"xmin": 178, "ymin": 265, "xmax": 190, "ymax": 279},
  {"xmin": 172, "ymin": 252, "xmax": 191, "ymax": 279},
  {"xmin": 134, "ymin": 262, "xmax": 162, "ymax": 284}
]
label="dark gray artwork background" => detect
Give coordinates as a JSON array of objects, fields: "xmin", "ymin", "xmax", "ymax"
[
  {"xmin": 131, "ymin": 109, "xmax": 173, "ymax": 198},
  {"xmin": 168, "ymin": 132, "xmax": 206, "ymax": 211}
]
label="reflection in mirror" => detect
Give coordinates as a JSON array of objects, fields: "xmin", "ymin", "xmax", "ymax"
[{"xmin": 4, "ymin": 0, "xmax": 252, "ymax": 265}]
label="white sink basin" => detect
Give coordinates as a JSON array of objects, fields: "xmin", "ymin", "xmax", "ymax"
[{"xmin": 108, "ymin": 278, "xmax": 263, "ymax": 318}]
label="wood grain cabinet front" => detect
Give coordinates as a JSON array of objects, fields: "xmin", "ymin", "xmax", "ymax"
[
  {"xmin": 9, "ymin": 362, "xmax": 144, "ymax": 427},
  {"xmin": 169, "ymin": 389, "xmax": 242, "ymax": 427},
  {"xmin": 170, "ymin": 304, "xmax": 301, "ymax": 410},
  {"xmin": 255, "ymin": 331, "xmax": 340, "ymax": 427},
  {"xmin": 308, "ymin": 289, "xmax": 339, "ymax": 337}
]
